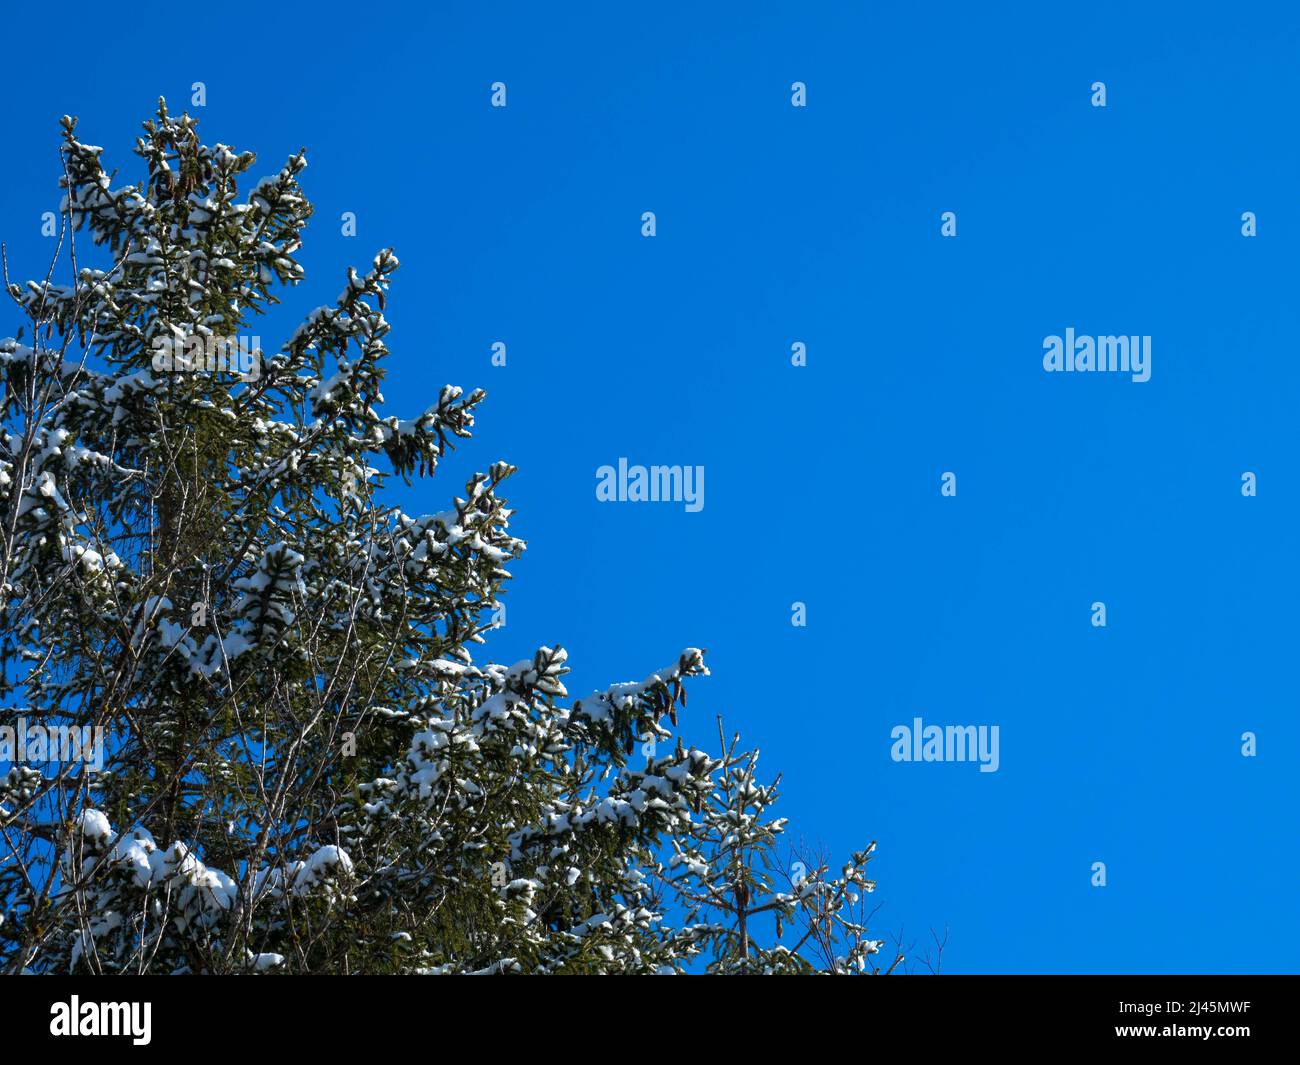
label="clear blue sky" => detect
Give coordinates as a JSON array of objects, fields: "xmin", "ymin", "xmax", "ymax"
[{"xmin": 2, "ymin": 1, "xmax": 1295, "ymax": 973}]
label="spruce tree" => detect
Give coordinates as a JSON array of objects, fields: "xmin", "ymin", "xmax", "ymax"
[{"xmin": 0, "ymin": 102, "xmax": 889, "ymax": 974}]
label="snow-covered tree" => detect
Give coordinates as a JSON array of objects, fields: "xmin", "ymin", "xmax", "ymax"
[{"xmin": 0, "ymin": 102, "xmax": 892, "ymax": 974}]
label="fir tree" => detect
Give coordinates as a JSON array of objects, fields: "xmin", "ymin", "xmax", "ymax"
[{"xmin": 0, "ymin": 102, "xmax": 891, "ymax": 974}]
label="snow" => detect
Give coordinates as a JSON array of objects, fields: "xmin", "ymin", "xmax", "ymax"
[
  {"xmin": 78, "ymin": 809, "xmax": 112, "ymax": 842},
  {"xmin": 4, "ymin": 103, "xmax": 882, "ymax": 976}
]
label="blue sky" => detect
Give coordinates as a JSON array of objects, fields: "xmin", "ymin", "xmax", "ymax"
[{"xmin": 2, "ymin": 1, "xmax": 1296, "ymax": 972}]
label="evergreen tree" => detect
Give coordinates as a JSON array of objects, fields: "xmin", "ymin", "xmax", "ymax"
[{"xmin": 0, "ymin": 102, "xmax": 890, "ymax": 974}]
